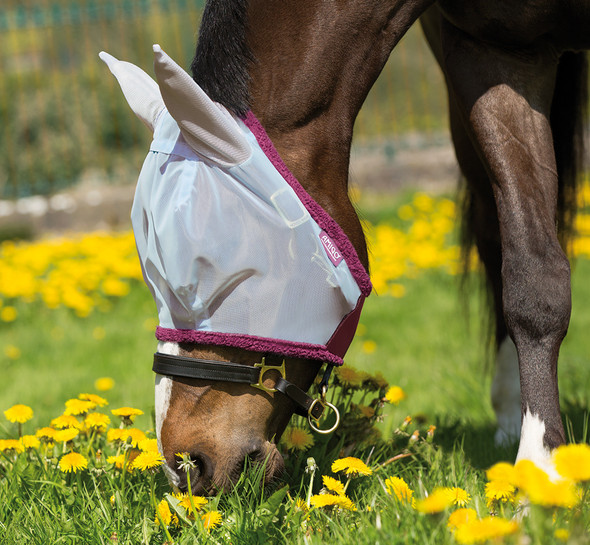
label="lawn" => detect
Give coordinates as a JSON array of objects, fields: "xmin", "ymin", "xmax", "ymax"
[{"xmin": 1, "ymin": 190, "xmax": 590, "ymax": 544}]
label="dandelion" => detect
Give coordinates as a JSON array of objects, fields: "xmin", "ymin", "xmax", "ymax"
[
  {"xmin": 4, "ymin": 345, "xmax": 21, "ymax": 360},
  {"xmin": 515, "ymin": 459, "xmax": 580, "ymax": 508},
  {"xmin": 173, "ymin": 493, "xmax": 208, "ymax": 512},
  {"xmin": 0, "ymin": 439, "xmax": 25, "ymax": 454},
  {"xmin": 415, "ymin": 488, "xmax": 455, "ymax": 514},
  {"xmin": 384, "ymin": 386, "xmax": 406, "ymax": 405},
  {"xmin": 322, "ymin": 475, "xmax": 346, "ymax": 496},
  {"xmin": 385, "ymin": 476, "xmax": 415, "ymax": 505},
  {"xmin": 310, "ymin": 494, "xmax": 356, "ymax": 510},
  {"xmin": 201, "ymin": 511, "xmax": 223, "ymax": 530},
  {"xmin": 331, "ymin": 456, "xmax": 373, "ymax": 476},
  {"xmin": 362, "ymin": 340, "xmax": 377, "ymax": 354},
  {"xmin": 139, "ymin": 438, "xmax": 159, "ymax": 452},
  {"xmin": 111, "ymin": 406, "xmax": 143, "ymax": 424},
  {"xmin": 54, "ymin": 427, "xmax": 79, "ymax": 443},
  {"xmin": 363, "ymin": 371, "xmax": 389, "ymax": 391},
  {"xmin": 554, "ymin": 528, "xmax": 570, "ymax": 542},
  {"xmin": 4, "ymin": 404, "xmax": 33, "ymax": 424},
  {"xmin": 447, "ymin": 508, "xmax": 478, "ymax": 531},
  {"xmin": 51, "ymin": 414, "xmax": 82, "ymax": 429},
  {"xmin": 131, "ymin": 450, "xmax": 164, "ymax": 471},
  {"xmin": 334, "ymin": 365, "xmax": 365, "ymax": 387},
  {"xmin": 294, "ymin": 498, "xmax": 309, "ymax": 513},
  {"xmin": 447, "ymin": 487, "xmax": 471, "ymax": 507},
  {"xmin": 107, "ymin": 454, "xmax": 127, "ymax": 470},
  {"xmin": 64, "ymin": 399, "xmax": 96, "ymax": 416},
  {"xmin": 78, "ymin": 393, "xmax": 108, "ymax": 407},
  {"xmin": 552, "ymin": 443, "xmax": 590, "ymax": 482},
  {"xmin": 95, "ymin": 377, "xmax": 115, "ymax": 391},
  {"xmin": 1, "ymin": 306, "xmax": 17, "ymax": 322},
  {"xmin": 453, "ymin": 516, "xmax": 519, "ymax": 544},
  {"xmin": 356, "ymin": 405, "xmax": 376, "ymax": 419},
  {"xmin": 84, "ymin": 412, "xmax": 111, "ymax": 431},
  {"xmin": 36, "ymin": 427, "xmax": 57, "ymax": 441},
  {"xmin": 486, "ymin": 461, "xmax": 518, "ymax": 484},
  {"xmin": 20, "ymin": 435, "xmax": 40, "ymax": 449},
  {"xmin": 107, "ymin": 427, "xmax": 146, "ymax": 447},
  {"xmin": 485, "ymin": 480, "xmax": 515, "ymax": 507},
  {"xmin": 59, "ymin": 452, "xmax": 88, "ymax": 473},
  {"xmin": 281, "ymin": 426, "xmax": 314, "ymax": 451},
  {"xmin": 155, "ymin": 499, "xmax": 177, "ymax": 527}
]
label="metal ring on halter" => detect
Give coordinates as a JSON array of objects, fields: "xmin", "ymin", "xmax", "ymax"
[{"xmin": 308, "ymin": 398, "xmax": 340, "ymax": 434}]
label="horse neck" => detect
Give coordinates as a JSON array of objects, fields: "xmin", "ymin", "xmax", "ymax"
[{"xmin": 246, "ymin": 0, "xmax": 434, "ymax": 267}]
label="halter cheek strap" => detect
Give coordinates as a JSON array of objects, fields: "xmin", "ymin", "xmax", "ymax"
[{"xmin": 152, "ymin": 352, "xmax": 337, "ymax": 427}]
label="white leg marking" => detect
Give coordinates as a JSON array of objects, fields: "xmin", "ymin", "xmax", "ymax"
[
  {"xmin": 516, "ymin": 409, "xmax": 558, "ymax": 479},
  {"xmin": 491, "ymin": 337, "xmax": 521, "ymax": 446},
  {"xmin": 155, "ymin": 341, "xmax": 180, "ymax": 488}
]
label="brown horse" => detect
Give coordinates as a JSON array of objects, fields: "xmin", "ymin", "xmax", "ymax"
[{"xmin": 106, "ymin": 0, "xmax": 588, "ymax": 494}]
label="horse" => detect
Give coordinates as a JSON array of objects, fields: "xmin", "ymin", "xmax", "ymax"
[{"xmin": 102, "ymin": 0, "xmax": 588, "ymax": 494}]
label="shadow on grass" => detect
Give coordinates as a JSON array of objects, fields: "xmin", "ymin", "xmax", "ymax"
[{"xmin": 433, "ymin": 399, "xmax": 590, "ymax": 470}]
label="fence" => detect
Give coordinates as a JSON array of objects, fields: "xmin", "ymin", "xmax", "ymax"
[{"xmin": 0, "ymin": 0, "xmax": 448, "ymax": 199}]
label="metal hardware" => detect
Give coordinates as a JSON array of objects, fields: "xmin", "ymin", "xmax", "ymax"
[
  {"xmin": 308, "ymin": 398, "xmax": 340, "ymax": 434},
  {"xmin": 251, "ymin": 358, "xmax": 286, "ymax": 394}
]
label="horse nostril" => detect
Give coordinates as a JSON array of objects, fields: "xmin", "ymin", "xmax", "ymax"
[{"xmin": 176, "ymin": 453, "xmax": 214, "ymax": 494}]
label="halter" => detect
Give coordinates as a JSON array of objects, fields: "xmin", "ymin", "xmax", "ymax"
[{"xmin": 152, "ymin": 352, "xmax": 340, "ymax": 434}]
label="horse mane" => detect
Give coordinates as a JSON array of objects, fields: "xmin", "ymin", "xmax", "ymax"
[{"xmin": 191, "ymin": 0, "xmax": 254, "ymax": 117}]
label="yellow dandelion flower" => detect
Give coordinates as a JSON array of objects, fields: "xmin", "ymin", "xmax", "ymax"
[
  {"xmin": 111, "ymin": 406, "xmax": 143, "ymax": 423},
  {"xmin": 294, "ymin": 498, "xmax": 309, "ymax": 513},
  {"xmin": 139, "ymin": 438, "xmax": 159, "ymax": 452},
  {"xmin": 94, "ymin": 377, "xmax": 115, "ymax": 392},
  {"xmin": 364, "ymin": 372, "xmax": 389, "ymax": 391},
  {"xmin": 552, "ymin": 443, "xmax": 590, "ymax": 482},
  {"xmin": 362, "ymin": 340, "xmax": 377, "ymax": 354},
  {"xmin": 1, "ymin": 306, "xmax": 17, "ymax": 322},
  {"xmin": 447, "ymin": 508, "xmax": 478, "ymax": 531},
  {"xmin": 84, "ymin": 412, "xmax": 110, "ymax": 430},
  {"xmin": 384, "ymin": 386, "xmax": 406, "ymax": 405},
  {"xmin": 334, "ymin": 365, "xmax": 364, "ymax": 387},
  {"xmin": 0, "ymin": 439, "xmax": 25, "ymax": 454},
  {"xmin": 54, "ymin": 427, "xmax": 79, "ymax": 443},
  {"xmin": 310, "ymin": 494, "xmax": 356, "ymax": 511},
  {"xmin": 201, "ymin": 510, "xmax": 223, "ymax": 530},
  {"xmin": 486, "ymin": 461, "xmax": 518, "ymax": 484},
  {"xmin": 322, "ymin": 475, "xmax": 346, "ymax": 496},
  {"xmin": 173, "ymin": 493, "xmax": 208, "ymax": 512},
  {"xmin": 554, "ymin": 528, "xmax": 570, "ymax": 542},
  {"xmin": 131, "ymin": 450, "xmax": 164, "ymax": 471},
  {"xmin": 64, "ymin": 398, "xmax": 96, "ymax": 416},
  {"xmin": 515, "ymin": 460, "xmax": 579, "ymax": 508},
  {"xmin": 155, "ymin": 499, "xmax": 177, "ymax": 527},
  {"xmin": 107, "ymin": 428, "xmax": 128, "ymax": 442},
  {"xmin": 385, "ymin": 476, "xmax": 415, "ymax": 505},
  {"xmin": 485, "ymin": 480, "xmax": 515, "ymax": 507},
  {"xmin": 59, "ymin": 452, "xmax": 88, "ymax": 473},
  {"xmin": 453, "ymin": 516, "xmax": 519, "ymax": 544},
  {"xmin": 20, "ymin": 435, "xmax": 40, "ymax": 449},
  {"xmin": 415, "ymin": 488, "xmax": 455, "ymax": 514},
  {"xmin": 36, "ymin": 427, "xmax": 57, "ymax": 441},
  {"xmin": 4, "ymin": 404, "xmax": 33, "ymax": 424},
  {"xmin": 447, "ymin": 487, "xmax": 471, "ymax": 507},
  {"xmin": 281, "ymin": 426, "xmax": 314, "ymax": 451},
  {"xmin": 331, "ymin": 456, "xmax": 372, "ymax": 476},
  {"xmin": 107, "ymin": 454, "xmax": 128, "ymax": 470},
  {"xmin": 51, "ymin": 414, "xmax": 82, "ymax": 429},
  {"xmin": 107, "ymin": 427, "xmax": 146, "ymax": 447},
  {"xmin": 78, "ymin": 393, "xmax": 108, "ymax": 407},
  {"xmin": 4, "ymin": 345, "xmax": 21, "ymax": 360}
]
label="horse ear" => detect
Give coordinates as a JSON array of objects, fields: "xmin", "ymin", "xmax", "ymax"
[
  {"xmin": 152, "ymin": 44, "xmax": 251, "ymax": 167},
  {"xmin": 99, "ymin": 51, "xmax": 165, "ymax": 133}
]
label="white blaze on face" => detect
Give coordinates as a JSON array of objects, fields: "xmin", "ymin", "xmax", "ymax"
[
  {"xmin": 491, "ymin": 337, "xmax": 521, "ymax": 446},
  {"xmin": 155, "ymin": 341, "xmax": 180, "ymax": 487},
  {"xmin": 516, "ymin": 409, "xmax": 559, "ymax": 479}
]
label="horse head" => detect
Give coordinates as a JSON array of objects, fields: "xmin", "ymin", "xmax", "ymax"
[{"xmin": 101, "ymin": 0, "xmax": 430, "ymax": 494}]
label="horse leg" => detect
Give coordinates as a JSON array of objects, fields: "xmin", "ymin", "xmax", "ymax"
[
  {"xmin": 421, "ymin": 10, "xmax": 520, "ymax": 445},
  {"xmin": 440, "ymin": 21, "xmax": 569, "ymax": 470}
]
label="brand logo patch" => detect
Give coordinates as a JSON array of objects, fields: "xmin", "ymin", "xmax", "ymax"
[{"xmin": 320, "ymin": 230, "xmax": 343, "ymax": 266}]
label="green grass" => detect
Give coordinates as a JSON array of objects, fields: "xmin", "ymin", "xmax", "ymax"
[{"xmin": 2, "ymin": 194, "xmax": 590, "ymax": 543}]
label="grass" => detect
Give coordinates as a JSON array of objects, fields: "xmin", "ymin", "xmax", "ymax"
[{"xmin": 1, "ymin": 191, "xmax": 590, "ymax": 543}]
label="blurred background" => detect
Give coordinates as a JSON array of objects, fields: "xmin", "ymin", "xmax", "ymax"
[{"xmin": 0, "ymin": 0, "xmax": 455, "ymax": 238}]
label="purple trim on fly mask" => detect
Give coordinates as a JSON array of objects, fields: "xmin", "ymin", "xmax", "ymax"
[
  {"xmin": 156, "ymin": 327, "xmax": 345, "ymax": 365},
  {"xmin": 326, "ymin": 296, "xmax": 365, "ymax": 359},
  {"xmin": 243, "ymin": 111, "xmax": 372, "ymax": 297}
]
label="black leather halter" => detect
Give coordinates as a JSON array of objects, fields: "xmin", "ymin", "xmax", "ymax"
[{"xmin": 153, "ymin": 352, "xmax": 336, "ymax": 424}]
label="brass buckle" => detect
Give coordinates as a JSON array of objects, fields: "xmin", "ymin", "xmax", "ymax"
[
  {"xmin": 251, "ymin": 358, "xmax": 286, "ymax": 394},
  {"xmin": 307, "ymin": 385, "xmax": 340, "ymax": 434}
]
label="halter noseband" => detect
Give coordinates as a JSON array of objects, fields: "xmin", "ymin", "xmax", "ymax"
[{"xmin": 153, "ymin": 352, "xmax": 340, "ymax": 434}]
